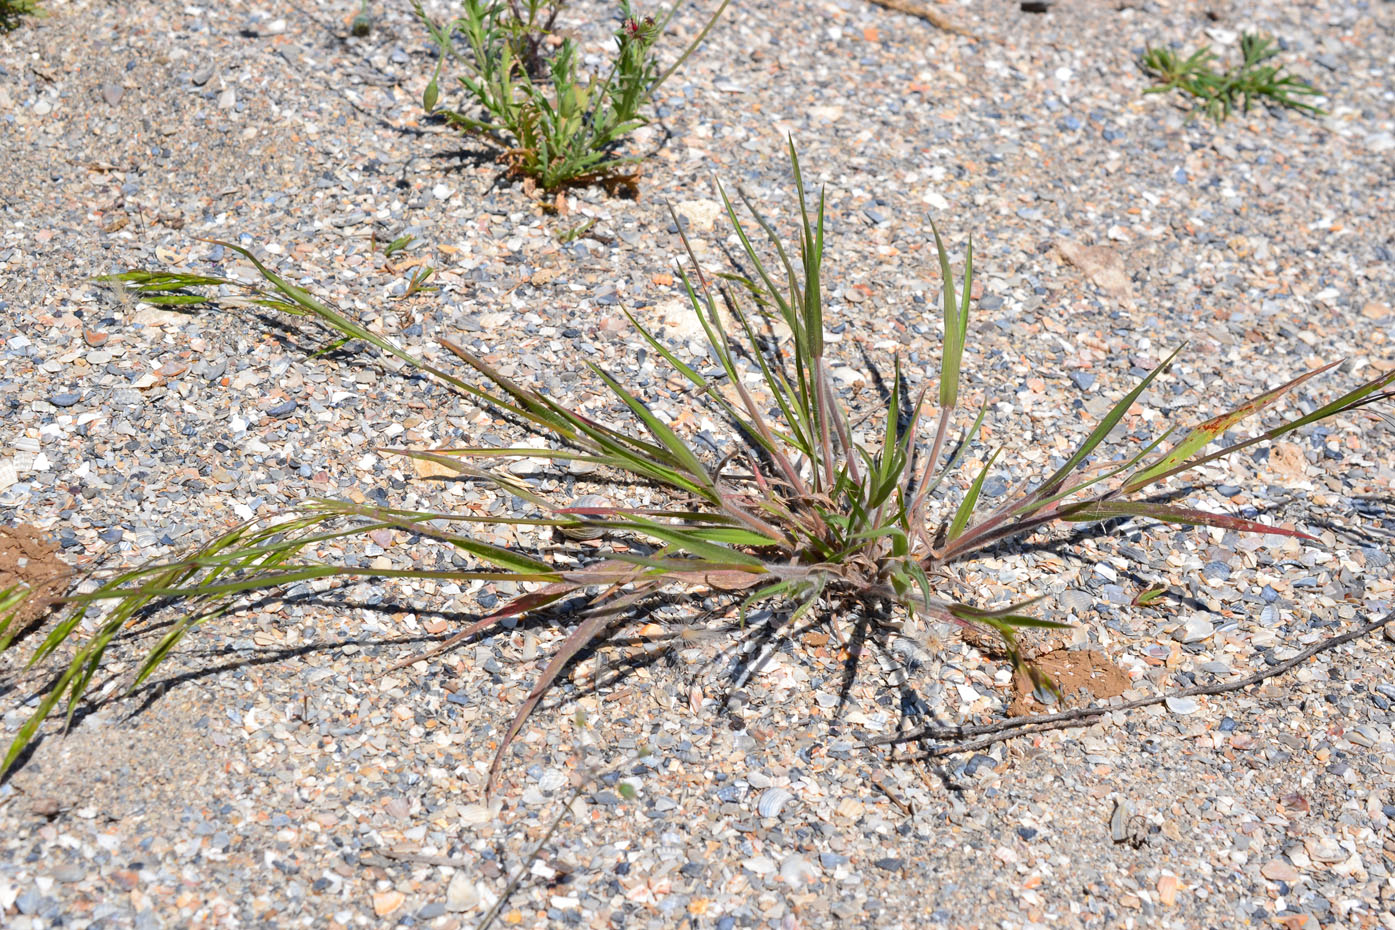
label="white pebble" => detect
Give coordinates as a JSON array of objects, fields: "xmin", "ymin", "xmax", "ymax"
[{"xmin": 1172, "ymin": 616, "xmax": 1214, "ymax": 644}]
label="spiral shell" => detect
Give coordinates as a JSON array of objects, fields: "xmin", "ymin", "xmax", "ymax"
[{"xmin": 757, "ymin": 787, "xmax": 794, "ymax": 819}]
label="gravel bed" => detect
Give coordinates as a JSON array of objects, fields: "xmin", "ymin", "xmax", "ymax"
[{"xmin": 2, "ymin": 0, "xmax": 1394, "ymax": 927}]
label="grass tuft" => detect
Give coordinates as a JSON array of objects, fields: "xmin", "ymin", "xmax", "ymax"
[
  {"xmin": 0, "ymin": 0, "xmax": 39, "ymax": 31},
  {"xmin": 4, "ymin": 146, "xmax": 1391, "ymax": 792},
  {"xmin": 1141, "ymin": 33, "xmax": 1325, "ymax": 123},
  {"xmin": 415, "ymin": 0, "xmax": 730, "ymax": 190}
]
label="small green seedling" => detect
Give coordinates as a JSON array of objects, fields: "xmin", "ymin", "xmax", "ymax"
[
  {"xmin": 383, "ymin": 233, "xmax": 415, "ymax": 258},
  {"xmin": 0, "ymin": 0, "xmax": 40, "ymax": 30},
  {"xmin": 1131, "ymin": 585, "xmax": 1168, "ymax": 607},
  {"xmin": 350, "ymin": 0, "xmax": 372, "ymax": 36},
  {"xmin": 1141, "ymin": 33, "xmax": 1325, "ymax": 123}
]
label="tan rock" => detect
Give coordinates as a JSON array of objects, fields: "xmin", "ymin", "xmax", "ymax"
[
  {"xmin": 372, "ymin": 890, "xmax": 404, "ymax": 916},
  {"xmin": 1156, "ymin": 873, "xmax": 1179, "ymax": 906},
  {"xmin": 1268, "ymin": 441, "xmax": 1308, "ymax": 479},
  {"xmin": 410, "ymin": 453, "xmax": 459, "ymax": 479},
  {"xmin": 674, "ymin": 199, "xmax": 722, "ymax": 233},
  {"xmin": 1260, "ymin": 859, "xmax": 1300, "ymax": 883},
  {"xmin": 1056, "ymin": 239, "xmax": 1135, "ymax": 306}
]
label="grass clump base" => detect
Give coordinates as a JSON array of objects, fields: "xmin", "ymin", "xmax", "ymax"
[
  {"xmin": 1141, "ymin": 33, "xmax": 1325, "ymax": 123},
  {"xmin": 3, "ymin": 145, "xmax": 1391, "ymax": 794}
]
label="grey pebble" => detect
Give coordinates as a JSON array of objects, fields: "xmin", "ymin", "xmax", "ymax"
[
  {"xmin": 52, "ymin": 865, "xmax": 86, "ymax": 883},
  {"xmin": 16, "ymin": 888, "xmax": 41, "ymax": 914},
  {"xmin": 192, "ymin": 64, "xmax": 215, "ymax": 86},
  {"xmin": 1060, "ymin": 588, "xmax": 1094, "ymax": 614},
  {"xmin": 102, "ymin": 82, "xmax": 124, "ymax": 106},
  {"xmin": 1070, "ymin": 371, "xmax": 1096, "ymax": 390},
  {"xmin": 1202, "ymin": 560, "xmax": 1232, "ymax": 582},
  {"xmin": 267, "ymin": 400, "xmax": 297, "ymax": 418},
  {"xmin": 49, "ymin": 392, "xmax": 81, "ymax": 407}
]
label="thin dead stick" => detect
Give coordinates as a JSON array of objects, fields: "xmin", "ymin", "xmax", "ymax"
[
  {"xmin": 872, "ymin": 610, "xmax": 1395, "ymax": 753},
  {"xmin": 374, "ymin": 848, "xmax": 471, "ymax": 868},
  {"xmin": 475, "ymin": 740, "xmax": 645, "ymax": 930},
  {"xmin": 475, "ymin": 781, "xmax": 586, "ymax": 930},
  {"xmin": 864, "ymin": 0, "xmax": 977, "ymax": 39}
]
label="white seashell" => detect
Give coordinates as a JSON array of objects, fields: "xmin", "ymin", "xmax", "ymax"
[
  {"xmin": 1165, "ymin": 696, "xmax": 1200, "ymax": 716},
  {"xmin": 757, "ymin": 786, "xmax": 794, "ymax": 819},
  {"xmin": 1109, "ymin": 798, "xmax": 1132, "ymax": 843},
  {"xmin": 538, "ymin": 769, "xmax": 568, "ymax": 792},
  {"xmin": 458, "ymin": 803, "xmax": 496, "ymax": 825},
  {"xmin": 445, "ymin": 872, "xmax": 480, "ymax": 912},
  {"xmin": 741, "ymin": 855, "xmax": 776, "ymax": 875},
  {"xmin": 779, "ymin": 854, "xmax": 817, "ymax": 888}
]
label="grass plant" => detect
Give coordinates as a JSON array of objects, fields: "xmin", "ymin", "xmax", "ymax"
[
  {"xmin": 1141, "ymin": 33, "xmax": 1325, "ymax": 123},
  {"xmin": 415, "ymin": 0, "xmax": 730, "ymax": 189},
  {"xmin": 350, "ymin": 0, "xmax": 373, "ymax": 37},
  {"xmin": 0, "ymin": 0, "xmax": 39, "ymax": 30},
  {"xmin": 3, "ymin": 145, "xmax": 1391, "ymax": 792}
]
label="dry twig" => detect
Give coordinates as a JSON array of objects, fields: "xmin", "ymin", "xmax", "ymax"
[
  {"xmin": 873, "ymin": 611, "xmax": 1395, "ymax": 756},
  {"xmin": 865, "ymin": 0, "xmax": 977, "ymax": 40}
]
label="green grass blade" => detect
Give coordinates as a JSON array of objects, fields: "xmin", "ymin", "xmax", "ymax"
[
  {"xmin": 1034, "ymin": 345, "xmax": 1182, "ymax": 497},
  {"xmin": 1133, "ymin": 367, "xmax": 1395, "ymax": 490},
  {"xmin": 588, "ymin": 364, "xmax": 714, "ymax": 490},
  {"xmin": 947, "ymin": 448, "xmax": 1000, "ymax": 542},
  {"xmin": 1124, "ymin": 360, "xmax": 1340, "ymax": 492},
  {"xmin": 931, "ymin": 221, "xmax": 962, "ymax": 408}
]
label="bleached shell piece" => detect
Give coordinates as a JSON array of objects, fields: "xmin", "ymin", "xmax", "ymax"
[
  {"xmin": 538, "ymin": 769, "xmax": 568, "ymax": 792},
  {"xmin": 757, "ymin": 787, "xmax": 794, "ymax": 819}
]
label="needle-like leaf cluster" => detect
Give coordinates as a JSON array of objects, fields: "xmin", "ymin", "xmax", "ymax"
[{"xmin": 1141, "ymin": 33, "xmax": 1325, "ymax": 123}]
